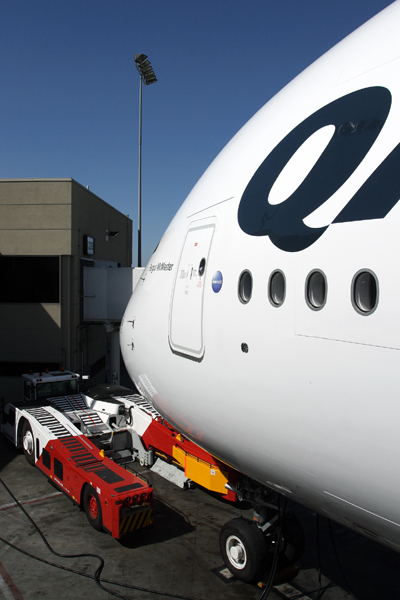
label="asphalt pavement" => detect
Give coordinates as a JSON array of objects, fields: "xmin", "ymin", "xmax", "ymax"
[{"xmin": 0, "ymin": 432, "xmax": 399, "ymax": 600}]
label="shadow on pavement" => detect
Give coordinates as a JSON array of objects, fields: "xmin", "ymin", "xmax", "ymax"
[{"xmin": 118, "ymin": 497, "xmax": 196, "ymax": 548}]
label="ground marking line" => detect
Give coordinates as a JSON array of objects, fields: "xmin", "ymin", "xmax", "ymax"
[
  {"xmin": 275, "ymin": 583, "xmax": 312, "ymax": 599},
  {"xmin": 0, "ymin": 575, "xmax": 15, "ymax": 600},
  {"xmin": 0, "ymin": 561, "xmax": 24, "ymax": 600},
  {"xmin": 0, "ymin": 577, "xmax": 14, "ymax": 600},
  {"xmin": 0, "ymin": 491, "xmax": 62, "ymax": 512}
]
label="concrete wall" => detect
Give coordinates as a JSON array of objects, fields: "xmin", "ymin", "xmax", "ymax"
[
  {"xmin": 71, "ymin": 180, "xmax": 132, "ymax": 267},
  {"xmin": 0, "ymin": 179, "xmax": 72, "ymax": 255},
  {"xmin": 0, "ymin": 179, "xmax": 133, "ymax": 401}
]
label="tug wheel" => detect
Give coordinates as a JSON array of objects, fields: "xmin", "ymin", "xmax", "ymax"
[
  {"xmin": 219, "ymin": 518, "xmax": 268, "ymax": 582},
  {"xmin": 22, "ymin": 421, "xmax": 35, "ymax": 466},
  {"xmin": 83, "ymin": 485, "xmax": 103, "ymax": 531}
]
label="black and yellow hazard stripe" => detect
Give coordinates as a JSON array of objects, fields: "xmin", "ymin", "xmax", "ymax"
[{"xmin": 119, "ymin": 507, "xmax": 153, "ymax": 536}]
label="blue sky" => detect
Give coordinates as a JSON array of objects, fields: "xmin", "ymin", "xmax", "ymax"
[{"xmin": 0, "ymin": 0, "xmax": 394, "ymax": 265}]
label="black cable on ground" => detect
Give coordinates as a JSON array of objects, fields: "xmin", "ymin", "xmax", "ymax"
[
  {"xmin": 274, "ymin": 512, "xmax": 357, "ymax": 600},
  {"xmin": 316, "ymin": 581, "xmax": 336, "ymax": 600},
  {"xmin": 2, "ymin": 474, "xmax": 358, "ymax": 600},
  {"xmin": 0, "ymin": 478, "xmax": 104, "ymax": 582},
  {"xmin": 328, "ymin": 520, "xmax": 357, "ymax": 600},
  {"xmin": 0, "ymin": 533, "xmax": 202, "ymax": 600},
  {"xmin": 258, "ymin": 496, "xmax": 287, "ymax": 600},
  {"xmin": 315, "ymin": 513, "xmax": 323, "ymax": 600},
  {"xmin": 259, "ymin": 507, "xmax": 341, "ymax": 600},
  {"xmin": 284, "ymin": 512, "xmax": 336, "ymax": 600},
  {"xmin": 0, "ymin": 476, "xmax": 204, "ymax": 600},
  {"xmin": 258, "ymin": 529, "xmax": 282, "ymax": 600},
  {"xmin": 274, "ymin": 582, "xmax": 336, "ymax": 600}
]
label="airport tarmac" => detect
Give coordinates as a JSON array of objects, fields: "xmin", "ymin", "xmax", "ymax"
[{"xmin": 0, "ymin": 432, "xmax": 399, "ymax": 600}]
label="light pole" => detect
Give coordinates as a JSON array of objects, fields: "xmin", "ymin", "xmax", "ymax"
[{"xmin": 134, "ymin": 54, "xmax": 157, "ymax": 267}]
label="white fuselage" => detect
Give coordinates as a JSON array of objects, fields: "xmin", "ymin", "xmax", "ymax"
[{"xmin": 121, "ymin": 1, "xmax": 400, "ymax": 552}]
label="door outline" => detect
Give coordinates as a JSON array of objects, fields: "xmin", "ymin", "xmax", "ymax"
[{"xmin": 168, "ymin": 218, "xmax": 216, "ymax": 360}]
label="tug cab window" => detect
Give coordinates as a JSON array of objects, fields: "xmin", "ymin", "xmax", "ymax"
[{"xmin": 36, "ymin": 379, "xmax": 78, "ymax": 400}]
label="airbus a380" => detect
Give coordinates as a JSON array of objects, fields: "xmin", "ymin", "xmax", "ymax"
[{"xmin": 121, "ymin": 1, "xmax": 400, "ymax": 581}]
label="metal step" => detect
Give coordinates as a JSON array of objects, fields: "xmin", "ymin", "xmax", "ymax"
[
  {"xmin": 108, "ymin": 449, "xmax": 134, "ymax": 464},
  {"xmin": 151, "ymin": 458, "xmax": 194, "ymax": 489},
  {"xmin": 25, "ymin": 407, "xmax": 71, "ymax": 439},
  {"xmin": 124, "ymin": 394, "xmax": 162, "ymax": 419},
  {"xmin": 48, "ymin": 394, "xmax": 88, "ymax": 412},
  {"xmin": 73, "ymin": 410, "xmax": 111, "ymax": 435}
]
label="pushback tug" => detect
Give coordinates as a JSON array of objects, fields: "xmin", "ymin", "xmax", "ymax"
[
  {"xmin": 1, "ymin": 370, "xmax": 302, "ymax": 580},
  {"xmin": 1, "ymin": 370, "xmax": 154, "ymax": 539}
]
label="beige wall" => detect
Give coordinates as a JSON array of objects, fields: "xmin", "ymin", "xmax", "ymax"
[
  {"xmin": 0, "ymin": 179, "xmax": 133, "ymax": 400},
  {"xmin": 0, "ymin": 179, "xmax": 132, "ymax": 263},
  {"xmin": 71, "ymin": 180, "xmax": 132, "ymax": 266},
  {"xmin": 0, "ymin": 179, "xmax": 72, "ymax": 255},
  {"xmin": 0, "ymin": 180, "xmax": 70, "ymax": 206}
]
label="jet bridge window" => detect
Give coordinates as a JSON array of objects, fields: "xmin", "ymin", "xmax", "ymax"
[
  {"xmin": 268, "ymin": 270, "xmax": 286, "ymax": 307},
  {"xmin": 306, "ymin": 270, "xmax": 327, "ymax": 310},
  {"xmin": 238, "ymin": 270, "xmax": 253, "ymax": 304},
  {"xmin": 0, "ymin": 256, "xmax": 59, "ymax": 303},
  {"xmin": 352, "ymin": 270, "xmax": 378, "ymax": 315}
]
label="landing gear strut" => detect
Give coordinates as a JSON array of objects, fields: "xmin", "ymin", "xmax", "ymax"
[
  {"xmin": 220, "ymin": 510, "xmax": 304, "ymax": 583},
  {"xmin": 219, "ymin": 479, "xmax": 305, "ymax": 583},
  {"xmin": 220, "ymin": 518, "xmax": 269, "ymax": 582}
]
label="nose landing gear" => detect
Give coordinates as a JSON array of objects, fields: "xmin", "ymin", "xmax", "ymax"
[
  {"xmin": 220, "ymin": 518, "xmax": 269, "ymax": 582},
  {"xmin": 219, "ymin": 510, "xmax": 305, "ymax": 583}
]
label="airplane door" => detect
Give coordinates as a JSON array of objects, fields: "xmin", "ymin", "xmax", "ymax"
[{"xmin": 169, "ymin": 219, "xmax": 216, "ymax": 359}]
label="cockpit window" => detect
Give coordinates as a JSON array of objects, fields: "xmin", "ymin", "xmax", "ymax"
[{"xmin": 199, "ymin": 258, "xmax": 206, "ymax": 277}]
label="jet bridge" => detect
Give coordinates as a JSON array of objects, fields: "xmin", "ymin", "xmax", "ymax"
[{"xmin": 82, "ymin": 267, "xmax": 144, "ymax": 384}]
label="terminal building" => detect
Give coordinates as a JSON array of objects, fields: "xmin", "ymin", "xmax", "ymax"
[{"xmin": 0, "ymin": 178, "xmax": 133, "ymax": 401}]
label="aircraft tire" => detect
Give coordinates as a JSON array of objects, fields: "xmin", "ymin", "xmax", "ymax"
[
  {"xmin": 22, "ymin": 420, "xmax": 35, "ymax": 466},
  {"xmin": 83, "ymin": 485, "xmax": 103, "ymax": 531},
  {"xmin": 219, "ymin": 517, "xmax": 268, "ymax": 582}
]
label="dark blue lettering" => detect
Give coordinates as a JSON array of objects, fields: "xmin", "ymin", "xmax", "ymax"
[{"xmin": 237, "ymin": 87, "xmax": 394, "ymax": 251}]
